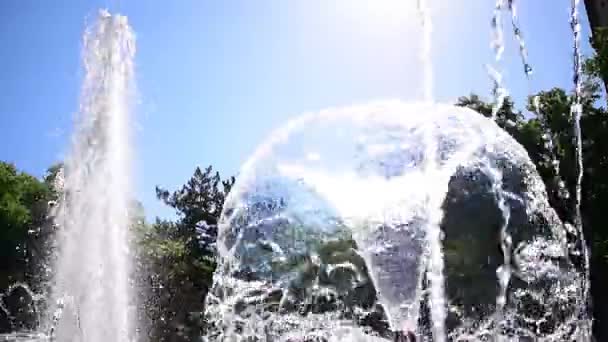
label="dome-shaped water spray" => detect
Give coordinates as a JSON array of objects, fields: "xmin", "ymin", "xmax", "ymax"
[{"xmin": 203, "ymin": 101, "xmax": 588, "ymax": 341}]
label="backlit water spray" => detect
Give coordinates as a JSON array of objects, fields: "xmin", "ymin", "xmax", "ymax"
[
  {"xmin": 45, "ymin": 10, "xmax": 136, "ymax": 342},
  {"xmin": 204, "ymin": 101, "xmax": 587, "ymax": 341}
]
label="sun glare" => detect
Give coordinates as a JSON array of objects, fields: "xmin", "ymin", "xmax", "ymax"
[{"xmin": 346, "ymin": 0, "xmax": 418, "ymax": 29}]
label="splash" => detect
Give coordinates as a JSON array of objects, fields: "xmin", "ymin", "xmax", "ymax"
[{"xmin": 44, "ymin": 9, "xmax": 137, "ymax": 342}]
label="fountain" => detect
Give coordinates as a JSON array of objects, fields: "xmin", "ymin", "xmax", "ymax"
[
  {"xmin": 1, "ymin": 10, "xmax": 137, "ymax": 341},
  {"xmin": 41, "ymin": 10, "xmax": 136, "ymax": 342},
  {"xmin": 203, "ymin": 101, "xmax": 589, "ymax": 341},
  {"xmin": 201, "ymin": 2, "xmax": 592, "ymax": 341},
  {"xmin": 0, "ymin": 2, "xmax": 594, "ymax": 342}
]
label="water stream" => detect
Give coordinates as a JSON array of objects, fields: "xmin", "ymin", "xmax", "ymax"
[
  {"xmin": 506, "ymin": 0, "xmax": 532, "ymax": 77},
  {"xmin": 569, "ymin": 0, "xmax": 591, "ymax": 338},
  {"xmin": 489, "ymin": 0, "xmax": 508, "ymax": 120},
  {"xmin": 44, "ymin": 10, "xmax": 136, "ymax": 342}
]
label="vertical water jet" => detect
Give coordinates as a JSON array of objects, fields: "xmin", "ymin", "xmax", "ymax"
[{"xmin": 46, "ymin": 9, "xmax": 136, "ymax": 342}]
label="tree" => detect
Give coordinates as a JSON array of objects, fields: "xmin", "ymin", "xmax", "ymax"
[
  {"xmin": 0, "ymin": 162, "xmax": 53, "ymax": 289},
  {"xmin": 455, "ymin": 94, "xmax": 524, "ymax": 134},
  {"xmin": 587, "ymin": 27, "xmax": 608, "ymax": 95},
  {"xmin": 156, "ymin": 165, "xmax": 235, "ymax": 261},
  {"xmin": 139, "ymin": 165, "xmax": 234, "ymax": 341},
  {"xmin": 0, "ymin": 162, "xmax": 56, "ymax": 332}
]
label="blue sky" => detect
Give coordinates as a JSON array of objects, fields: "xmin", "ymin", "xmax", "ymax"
[{"xmin": 0, "ymin": 1, "xmax": 596, "ymax": 219}]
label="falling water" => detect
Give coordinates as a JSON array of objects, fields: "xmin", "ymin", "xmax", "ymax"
[
  {"xmin": 484, "ymin": 164, "xmax": 513, "ymax": 340},
  {"xmin": 414, "ymin": 2, "xmax": 448, "ymax": 341},
  {"xmin": 418, "ymin": 123, "xmax": 447, "ymax": 342},
  {"xmin": 506, "ymin": 0, "xmax": 532, "ymax": 77},
  {"xmin": 414, "ymin": 3, "xmax": 448, "ymax": 340},
  {"xmin": 569, "ymin": 0, "xmax": 591, "ymax": 337},
  {"xmin": 486, "ymin": 5, "xmax": 541, "ymax": 340},
  {"xmin": 488, "ymin": 0, "xmax": 508, "ymax": 120},
  {"xmin": 488, "ymin": 0, "xmax": 534, "ymax": 120},
  {"xmin": 487, "ymin": 3, "xmax": 513, "ymax": 336},
  {"xmin": 45, "ymin": 10, "xmax": 136, "ymax": 342}
]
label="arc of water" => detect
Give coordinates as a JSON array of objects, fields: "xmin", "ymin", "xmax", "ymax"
[{"xmin": 569, "ymin": 0, "xmax": 591, "ymax": 337}]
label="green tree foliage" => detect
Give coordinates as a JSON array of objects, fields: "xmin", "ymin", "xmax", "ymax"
[
  {"xmin": 0, "ymin": 162, "xmax": 53, "ymax": 290},
  {"xmin": 138, "ymin": 165, "xmax": 234, "ymax": 341},
  {"xmin": 587, "ymin": 28, "xmax": 608, "ymax": 94},
  {"xmin": 155, "ymin": 166, "xmax": 235, "ymax": 262},
  {"xmin": 455, "ymin": 95, "xmax": 524, "ymax": 135},
  {"xmin": 0, "ymin": 162, "xmax": 57, "ymax": 332}
]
